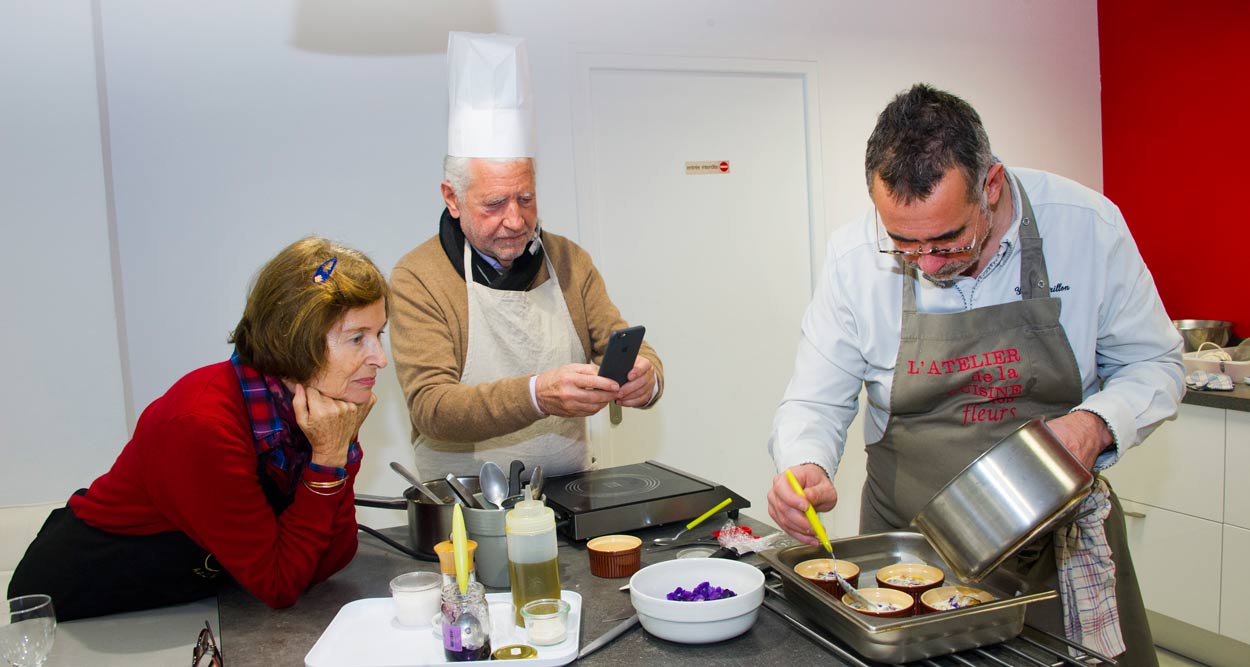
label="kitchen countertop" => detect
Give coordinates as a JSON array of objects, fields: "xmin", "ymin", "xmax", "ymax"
[
  {"xmin": 217, "ymin": 513, "xmax": 853, "ymax": 667},
  {"xmin": 1181, "ymin": 382, "xmax": 1250, "ymax": 412},
  {"xmin": 44, "ymin": 597, "xmax": 215, "ymax": 666}
]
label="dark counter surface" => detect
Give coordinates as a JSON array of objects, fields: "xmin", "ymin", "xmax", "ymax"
[
  {"xmin": 1181, "ymin": 382, "xmax": 1250, "ymax": 412},
  {"xmin": 217, "ymin": 513, "xmax": 846, "ymax": 667}
]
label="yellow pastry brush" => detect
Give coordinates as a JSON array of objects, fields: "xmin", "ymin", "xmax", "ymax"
[
  {"xmin": 785, "ymin": 469, "xmax": 832, "ymax": 554},
  {"xmin": 452, "ymin": 503, "xmax": 469, "ymax": 594},
  {"xmin": 785, "ymin": 468, "xmax": 880, "ymax": 611}
]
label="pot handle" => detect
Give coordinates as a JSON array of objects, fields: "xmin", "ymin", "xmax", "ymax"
[{"xmin": 354, "ymin": 493, "xmax": 408, "ymax": 510}]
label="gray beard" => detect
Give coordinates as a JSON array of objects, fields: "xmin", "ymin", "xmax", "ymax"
[{"xmin": 919, "ymin": 239, "xmax": 987, "ymax": 286}]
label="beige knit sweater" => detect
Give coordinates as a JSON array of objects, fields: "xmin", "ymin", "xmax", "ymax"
[{"xmin": 390, "ymin": 231, "xmax": 663, "ymax": 443}]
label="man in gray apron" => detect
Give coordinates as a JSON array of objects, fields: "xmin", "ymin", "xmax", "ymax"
[
  {"xmin": 390, "ymin": 33, "xmax": 663, "ymax": 479},
  {"xmin": 768, "ymin": 84, "xmax": 1183, "ymax": 665}
]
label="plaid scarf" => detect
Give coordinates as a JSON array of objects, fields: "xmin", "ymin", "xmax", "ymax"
[{"xmin": 231, "ymin": 354, "xmax": 361, "ymax": 501}]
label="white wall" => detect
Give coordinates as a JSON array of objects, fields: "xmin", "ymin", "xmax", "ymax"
[
  {"xmin": 1, "ymin": 1, "xmax": 130, "ymax": 505},
  {"xmin": 4, "ymin": 1, "xmax": 1102, "ymax": 531}
]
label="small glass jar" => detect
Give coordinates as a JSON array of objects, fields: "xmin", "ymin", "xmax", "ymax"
[
  {"xmin": 518, "ymin": 598, "xmax": 570, "ymax": 646},
  {"xmin": 441, "ymin": 581, "xmax": 492, "ymax": 661},
  {"xmin": 390, "ymin": 571, "xmax": 442, "ymax": 626}
]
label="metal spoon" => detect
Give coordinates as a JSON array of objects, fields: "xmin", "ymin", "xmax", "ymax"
[
  {"xmin": 479, "ymin": 462, "xmax": 509, "ymax": 509},
  {"xmin": 450, "ymin": 608, "xmax": 487, "ymax": 658},
  {"xmin": 390, "ymin": 461, "xmax": 444, "ymax": 504},
  {"xmin": 529, "ymin": 465, "xmax": 544, "ymax": 500},
  {"xmin": 653, "ymin": 497, "xmax": 733, "ymax": 545},
  {"xmin": 827, "ymin": 557, "xmax": 881, "ymax": 613}
]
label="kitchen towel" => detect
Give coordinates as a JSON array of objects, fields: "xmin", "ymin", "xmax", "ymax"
[
  {"xmin": 1054, "ymin": 477, "xmax": 1125, "ymax": 657},
  {"xmin": 1184, "ymin": 369, "xmax": 1234, "ymax": 391}
]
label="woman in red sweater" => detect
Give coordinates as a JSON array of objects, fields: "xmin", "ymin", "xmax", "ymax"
[{"xmin": 8, "ymin": 237, "xmax": 389, "ymax": 621}]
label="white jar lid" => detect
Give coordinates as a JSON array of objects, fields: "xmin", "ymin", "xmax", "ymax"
[
  {"xmin": 389, "ymin": 571, "xmax": 441, "ymax": 593},
  {"xmin": 505, "ymin": 499, "xmax": 555, "ymax": 535}
]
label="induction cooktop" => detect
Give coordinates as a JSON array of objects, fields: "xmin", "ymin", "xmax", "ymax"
[{"xmin": 542, "ymin": 460, "xmax": 750, "ymax": 540}]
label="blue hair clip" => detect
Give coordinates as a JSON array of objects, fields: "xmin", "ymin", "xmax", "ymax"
[{"xmin": 313, "ymin": 257, "xmax": 337, "ymax": 283}]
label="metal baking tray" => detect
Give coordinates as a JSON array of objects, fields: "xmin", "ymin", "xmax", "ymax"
[{"xmin": 759, "ymin": 531, "xmax": 1057, "ymax": 663}]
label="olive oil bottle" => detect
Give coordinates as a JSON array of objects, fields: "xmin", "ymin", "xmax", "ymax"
[{"xmin": 505, "ymin": 498, "xmax": 561, "ymax": 625}]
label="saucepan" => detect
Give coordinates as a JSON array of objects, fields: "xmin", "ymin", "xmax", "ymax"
[
  {"xmin": 910, "ymin": 416, "xmax": 1094, "ymax": 582},
  {"xmin": 356, "ymin": 476, "xmax": 481, "ymax": 560}
]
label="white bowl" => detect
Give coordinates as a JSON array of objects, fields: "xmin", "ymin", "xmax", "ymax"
[{"xmin": 628, "ymin": 558, "xmax": 765, "ymax": 644}]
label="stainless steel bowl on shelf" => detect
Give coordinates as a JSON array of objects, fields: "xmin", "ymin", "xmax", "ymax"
[
  {"xmin": 1172, "ymin": 319, "xmax": 1233, "ymax": 352},
  {"xmin": 910, "ymin": 417, "xmax": 1094, "ymax": 583}
]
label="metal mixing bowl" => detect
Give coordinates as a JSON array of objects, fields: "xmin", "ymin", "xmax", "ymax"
[
  {"xmin": 911, "ymin": 417, "xmax": 1094, "ymax": 582},
  {"xmin": 1172, "ymin": 319, "xmax": 1233, "ymax": 352}
]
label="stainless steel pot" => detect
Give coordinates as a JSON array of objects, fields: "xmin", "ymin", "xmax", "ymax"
[
  {"xmin": 356, "ymin": 476, "xmax": 481, "ymax": 560},
  {"xmin": 910, "ymin": 417, "xmax": 1094, "ymax": 582}
]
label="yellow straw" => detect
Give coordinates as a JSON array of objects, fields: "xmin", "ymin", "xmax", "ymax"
[
  {"xmin": 784, "ymin": 469, "xmax": 832, "ymax": 554},
  {"xmin": 685, "ymin": 497, "xmax": 733, "ymax": 531},
  {"xmin": 452, "ymin": 503, "xmax": 469, "ymax": 594}
]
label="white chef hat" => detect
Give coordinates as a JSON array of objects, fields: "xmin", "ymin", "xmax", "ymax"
[{"xmin": 446, "ymin": 31, "xmax": 535, "ymax": 158}]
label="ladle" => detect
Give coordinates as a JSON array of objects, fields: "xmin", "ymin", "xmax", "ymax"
[
  {"xmin": 479, "ymin": 461, "xmax": 509, "ymax": 509},
  {"xmin": 390, "ymin": 461, "xmax": 444, "ymax": 504}
]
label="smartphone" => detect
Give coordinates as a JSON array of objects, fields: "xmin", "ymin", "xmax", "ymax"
[{"xmin": 597, "ymin": 325, "xmax": 646, "ymax": 385}]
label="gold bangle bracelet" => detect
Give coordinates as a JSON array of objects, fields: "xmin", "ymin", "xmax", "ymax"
[
  {"xmin": 307, "ymin": 482, "xmax": 352, "ymax": 492},
  {"xmin": 303, "ymin": 480, "xmax": 346, "ymax": 496}
]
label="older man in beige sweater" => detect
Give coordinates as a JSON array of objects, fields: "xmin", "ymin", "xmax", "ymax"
[{"xmin": 390, "ymin": 155, "xmax": 663, "ymax": 478}]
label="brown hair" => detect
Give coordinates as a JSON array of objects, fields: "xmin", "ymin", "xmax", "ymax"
[{"xmin": 229, "ymin": 237, "xmax": 388, "ymax": 382}]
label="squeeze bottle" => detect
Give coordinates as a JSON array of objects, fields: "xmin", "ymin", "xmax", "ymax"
[{"xmin": 505, "ymin": 498, "xmax": 560, "ymax": 625}]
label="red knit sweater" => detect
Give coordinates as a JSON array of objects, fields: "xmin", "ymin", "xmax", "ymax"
[{"xmin": 69, "ymin": 361, "xmax": 359, "ymax": 608}]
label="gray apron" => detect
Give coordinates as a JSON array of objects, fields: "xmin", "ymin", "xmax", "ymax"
[{"xmin": 862, "ymin": 178, "xmax": 1156, "ymax": 664}]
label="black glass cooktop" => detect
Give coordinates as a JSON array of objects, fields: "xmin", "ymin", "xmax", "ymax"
[{"xmin": 542, "ymin": 461, "xmax": 712, "ymax": 514}]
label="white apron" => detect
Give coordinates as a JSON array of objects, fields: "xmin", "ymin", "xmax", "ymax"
[{"xmin": 413, "ymin": 242, "xmax": 590, "ymax": 478}]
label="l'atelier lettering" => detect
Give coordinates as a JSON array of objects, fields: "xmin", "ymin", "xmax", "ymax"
[{"xmin": 906, "ymin": 347, "xmax": 1021, "ymax": 375}]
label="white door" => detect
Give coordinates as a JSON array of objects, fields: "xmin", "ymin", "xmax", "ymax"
[{"xmin": 572, "ymin": 54, "xmax": 824, "ymax": 522}]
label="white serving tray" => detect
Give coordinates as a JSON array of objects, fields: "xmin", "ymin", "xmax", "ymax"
[
  {"xmin": 305, "ymin": 591, "xmax": 581, "ymax": 667},
  {"xmin": 1184, "ymin": 347, "xmax": 1250, "ymax": 383}
]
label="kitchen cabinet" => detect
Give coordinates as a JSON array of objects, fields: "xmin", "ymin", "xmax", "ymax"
[
  {"xmin": 1106, "ymin": 403, "xmax": 1224, "ymax": 521},
  {"xmin": 1119, "ymin": 498, "xmax": 1222, "ymax": 633},
  {"xmin": 1225, "ymin": 411, "xmax": 1250, "ymax": 530},
  {"xmin": 1104, "ymin": 401, "xmax": 1250, "ymax": 655},
  {"xmin": 1222, "ymin": 524, "xmax": 1250, "ymax": 645}
]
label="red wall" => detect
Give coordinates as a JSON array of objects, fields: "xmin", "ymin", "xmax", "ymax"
[{"xmin": 1098, "ymin": 1, "xmax": 1250, "ymax": 339}]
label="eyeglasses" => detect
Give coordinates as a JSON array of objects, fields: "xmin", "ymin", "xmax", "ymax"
[
  {"xmin": 875, "ymin": 205, "xmax": 983, "ymax": 256},
  {"xmin": 875, "ymin": 168, "xmax": 996, "ymax": 257},
  {"xmin": 193, "ymin": 621, "xmax": 224, "ymax": 667}
]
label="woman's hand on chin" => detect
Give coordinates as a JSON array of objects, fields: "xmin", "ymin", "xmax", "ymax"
[{"xmin": 293, "ymin": 384, "xmax": 375, "ymax": 468}]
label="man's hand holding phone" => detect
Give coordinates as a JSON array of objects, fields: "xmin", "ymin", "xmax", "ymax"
[
  {"xmin": 534, "ymin": 326, "xmax": 652, "ymax": 417},
  {"xmin": 534, "ymin": 364, "xmax": 617, "ymax": 417},
  {"xmin": 597, "ymin": 326, "xmax": 651, "ymax": 406},
  {"xmin": 614, "ymin": 356, "xmax": 655, "ymax": 407}
]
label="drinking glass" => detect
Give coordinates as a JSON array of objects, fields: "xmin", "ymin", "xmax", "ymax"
[{"xmin": 0, "ymin": 595, "xmax": 56, "ymax": 667}]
